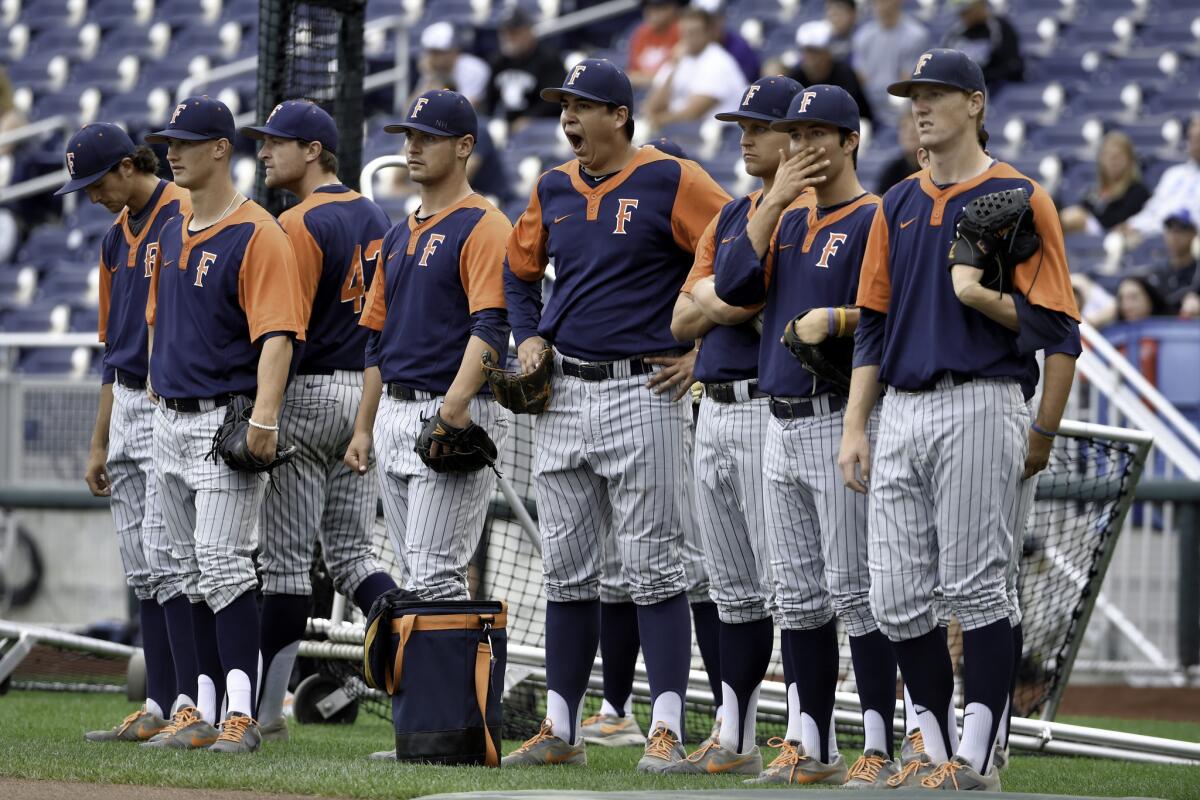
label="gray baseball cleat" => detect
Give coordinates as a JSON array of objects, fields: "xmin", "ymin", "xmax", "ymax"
[
  {"xmin": 844, "ymin": 749, "xmax": 900, "ymax": 788},
  {"xmin": 208, "ymin": 712, "xmax": 262, "ymax": 754},
  {"xmin": 661, "ymin": 740, "xmax": 763, "ymax": 775},
  {"xmin": 258, "ymin": 717, "xmax": 289, "ymax": 743},
  {"xmin": 84, "ymin": 707, "xmax": 169, "ymax": 743},
  {"xmin": 635, "ymin": 722, "xmax": 686, "ymax": 773},
  {"xmin": 919, "ymin": 755, "xmax": 1002, "ymax": 791},
  {"xmin": 501, "ymin": 720, "xmax": 587, "ymax": 767}
]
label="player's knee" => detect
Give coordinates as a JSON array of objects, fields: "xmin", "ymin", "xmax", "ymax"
[
  {"xmin": 260, "ymin": 571, "xmax": 310, "ymax": 596},
  {"xmin": 544, "ymin": 577, "xmax": 600, "ymax": 604},
  {"xmin": 831, "ymin": 591, "xmax": 876, "ymax": 637},
  {"xmin": 869, "ymin": 584, "xmax": 936, "ymax": 642}
]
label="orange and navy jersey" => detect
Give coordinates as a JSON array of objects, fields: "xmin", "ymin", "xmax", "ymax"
[
  {"xmin": 505, "ymin": 146, "xmax": 730, "ymax": 361},
  {"xmin": 359, "ymin": 194, "xmax": 511, "ymax": 394},
  {"xmin": 279, "ymin": 185, "xmax": 391, "ymax": 373},
  {"xmin": 146, "ymin": 200, "xmax": 307, "ymax": 399},
  {"xmin": 97, "ymin": 180, "xmax": 188, "ymax": 383},
  {"xmin": 855, "ymin": 162, "xmax": 1079, "ymax": 393},
  {"xmin": 681, "ymin": 191, "xmax": 765, "ymax": 383}
]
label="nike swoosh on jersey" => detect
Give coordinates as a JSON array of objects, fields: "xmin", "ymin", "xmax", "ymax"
[
  {"xmin": 161, "ymin": 260, "xmax": 175, "ymax": 268},
  {"xmin": 387, "ymin": 249, "xmax": 400, "ymax": 260},
  {"xmin": 779, "ymin": 244, "xmax": 795, "ymax": 250},
  {"xmin": 554, "ymin": 214, "xmax": 572, "ymax": 224},
  {"xmin": 900, "ymin": 218, "xmax": 917, "ymax": 229},
  {"xmin": 721, "ymin": 236, "xmax": 737, "ymax": 244}
]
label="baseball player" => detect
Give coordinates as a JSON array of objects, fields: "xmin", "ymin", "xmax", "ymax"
[
  {"xmin": 142, "ymin": 95, "xmax": 308, "ymax": 753},
  {"xmin": 500, "ymin": 58, "xmax": 729, "ymax": 773},
  {"xmin": 239, "ymin": 100, "xmax": 399, "ymax": 742},
  {"xmin": 841, "ymin": 50, "xmax": 1079, "ymax": 790},
  {"xmin": 58, "ymin": 124, "xmax": 198, "ymax": 743},
  {"xmin": 345, "ymin": 90, "xmax": 512, "ymax": 610}
]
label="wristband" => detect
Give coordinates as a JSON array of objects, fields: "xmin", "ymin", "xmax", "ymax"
[
  {"xmin": 826, "ymin": 307, "xmax": 836, "ymax": 337},
  {"xmin": 248, "ymin": 419, "xmax": 280, "ymax": 432},
  {"xmin": 1030, "ymin": 422, "xmax": 1056, "ymax": 440},
  {"xmin": 835, "ymin": 307, "xmax": 847, "ymax": 337}
]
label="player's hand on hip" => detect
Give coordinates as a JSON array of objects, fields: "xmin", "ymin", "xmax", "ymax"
[
  {"xmin": 644, "ymin": 349, "xmax": 697, "ymax": 401},
  {"xmin": 146, "ymin": 376, "xmax": 158, "ymax": 405},
  {"xmin": 767, "ymin": 146, "xmax": 829, "ymax": 207},
  {"xmin": 344, "ymin": 431, "xmax": 373, "ymax": 475},
  {"xmin": 1023, "ymin": 428, "xmax": 1053, "ymax": 479},
  {"xmin": 518, "ymin": 336, "xmax": 549, "ymax": 375},
  {"xmin": 838, "ymin": 428, "xmax": 871, "ymax": 494},
  {"xmin": 246, "ymin": 424, "xmax": 277, "ymax": 464},
  {"xmin": 784, "ymin": 309, "xmax": 829, "ymax": 345},
  {"xmin": 84, "ymin": 447, "xmax": 111, "ymax": 497}
]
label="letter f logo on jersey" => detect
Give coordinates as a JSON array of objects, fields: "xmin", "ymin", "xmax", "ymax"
[
  {"xmin": 613, "ymin": 199, "xmax": 639, "ymax": 234},
  {"xmin": 194, "ymin": 251, "xmax": 217, "ymax": 287},
  {"xmin": 419, "ymin": 234, "xmax": 445, "ymax": 266},
  {"xmin": 816, "ymin": 233, "xmax": 847, "ymax": 268}
]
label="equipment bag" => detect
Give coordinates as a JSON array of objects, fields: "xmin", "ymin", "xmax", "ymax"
[{"xmin": 363, "ymin": 591, "xmax": 507, "ymax": 767}]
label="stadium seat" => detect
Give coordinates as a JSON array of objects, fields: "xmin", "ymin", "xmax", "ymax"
[
  {"xmin": 70, "ymin": 305, "xmax": 99, "ymax": 333},
  {"xmin": 2, "ymin": 304, "xmax": 57, "ymax": 333},
  {"xmin": 19, "ymin": 0, "xmax": 76, "ymax": 31},
  {"xmin": 99, "ymin": 25, "xmax": 159, "ymax": 61},
  {"xmin": 89, "ymin": 0, "xmax": 141, "ymax": 27},
  {"xmin": 37, "ymin": 265, "xmax": 93, "ymax": 305}
]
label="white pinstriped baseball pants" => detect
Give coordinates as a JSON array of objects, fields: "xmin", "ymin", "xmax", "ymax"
[
  {"xmin": 259, "ymin": 372, "xmax": 384, "ymax": 597},
  {"xmin": 868, "ymin": 376, "xmax": 1030, "ymax": 641},
  {"xmin": 153, "ymin": 401, "xmax": 266, "ymax": 612},
  {"xmin": 374, "ymin": 394, "xmax": 509, "ymax": 601},
  {"xmin": 1006, "ymin": 399, "xmax": 1041, "ymax": 627}
]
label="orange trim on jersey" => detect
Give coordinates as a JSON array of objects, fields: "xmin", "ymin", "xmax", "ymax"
[
  {"xmin": 763, "ymin": 190, "xmax": 817, "ymax": 289},
  {"xmin": 119, "ymin": 182, "xmax": 189, "ymax": 267},
  {"xmin": 459, "ymin": 204, "xmax": 512, "ymax": 314},
  {"xmin": 670, "ymin": 157, "xmax": 732, "ymax": 253},
  {"xmin": 405, "ymin": 193, "xmax": 491, "ymax": 256},
  {"xmin": 235, "ymin": 208, "xmax": 307, "ymax": 343},
  {"xmin": 507, "ymin": 181, "xmax": 548, "ymax": 281},
  {"xmin": 146, "ymin": 246, "xmax": 159, "ymax": 326},
  {"xmin": 278, "ymin": 209, "xmax": 323, "ymax": 327},
  {"xmin": 360, "ymin": 258, "xmax": 387, "ymax": 332},
  {"xmin": 918, "ymin": 161, "xmax": 1026, "ymax": 227},
  {"xmin": 681, "ymin": 214, "xmax": 719, "ymax": 294},
  {"xmin": 856, "ymin": 205, "xmax": 891, "ymax": 313},
  {"xmin": 800, "ymin": 193, "xmax": 879, "ymax": 253},
  {"xmin": 1014, "ymin": 183, "xmax": 1079, "ymax": 319},
  {"xmin": 98, "ymin": 247, "xmax": 113, "ymax": 343},
  {"xmin": 556, "ymin": 147, "xmax": 658, "ymax": 221}
]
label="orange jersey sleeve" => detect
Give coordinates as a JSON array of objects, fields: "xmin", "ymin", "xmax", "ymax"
[
  {"xmin": 671, "ymin": 160, "xmax": 731, "ymax": 253},
  {"xmin": 278, "ymin": 208, "xmax": 322, "ymax": 327},
  {"xmin": 680, "ymin": 215, "xmax": 719, "ymax": 294},
  {"xmin": 855, "ymin": 205, "xmax": 892, "ymax": 313},
  {"xmin": 1013, "ymin": 182, "xmax": 1080, "ymax": 320},
  {"xmin": 460, "ymin": 208, "xmax": 512, "ymax": 313},
  {"xmin": 359, "ymin": 255, "xmax": 387, "ymax": 332},
  {"xmin": 506, "ymin": 180, "xmax": 548, "ymax": 281},
  {"xmin": 238, "ymin": 221, "xmax": 307, "ymax": 343},
  {"xmin": 145, "ymin": 243, "xmax": 160, "ymax": 326},
  {"xmin": 98, "ymin": 244, "xmax": 113, "ymax": 343}
]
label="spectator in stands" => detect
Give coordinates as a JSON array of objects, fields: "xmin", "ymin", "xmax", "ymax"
[
  {"xmin": 1122, "ymin": 114, "xmax": 1200, "ymax": 243},
  {"xmin": 941, "ymin": 0, "xmax": 1023, "ymax": 92},
  {"xmin": 1146, "ymin": 210, "xmax": 1200, "ymax": 317},
  {"xmin": 692, "ymin": 0, "xmax": 761, "ymax": 82},
  {"xmin": 1060, "ymin": 131, "xmax": 1151, "ymax": 235},
  {"xmin": 1115, "ymin": 276, "xmax": 1169, "ymax": 323},
  {"xmin": 485, "ymin": 8, "xmax": 563, "ymax": 130},
  {"xmin": 645, "ymin": 6, "xmax": 745, "ymax": 131},
  {"xmin": 877, "ymin": 109, "xmax": 922, "ymax": 193},
  {"xmin": 467, "ymin": 121, "xmax": 514, "ymax": 206},
  {"xmin": 787, "ymin": 21, "xmax": 874, "ymax": 127},
  {"xmin": 628, "ymin": 0, "xmax": 681, "ymax": 89},
  {"xmin": 412, "ymin": 21, "xmax": 490, "ymax": 107},
  {"xmin": 853, "ymin": 0, "xmax": 930, "ymax": 128},
  {"xmin": 825, "ymin": 0, "xmax": 858, "ymax": 63}
]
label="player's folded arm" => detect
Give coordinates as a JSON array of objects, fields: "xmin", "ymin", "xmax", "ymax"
[
  {"xmin": 713, "ymin": 233, "xmax": 768, "ymax": 307},
  {"xmin": 852, "ymin": 308, "xmax": 885, "ymax": 369}
]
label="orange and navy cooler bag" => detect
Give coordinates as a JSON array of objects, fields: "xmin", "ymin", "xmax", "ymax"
[{"xmin": 363, "ymin": 590, "xmax": 507, "ymax": 767}]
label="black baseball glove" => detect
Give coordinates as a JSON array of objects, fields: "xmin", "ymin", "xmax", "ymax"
[
  {"xmin": 207, "ymin": 395, "xmax": 296, "ymax": 473},
  {"xmin": 482, "ymin": 348, "xmax": 552, "ymax": 414},
  {"xmin": 781, "ymin": 312, "xmax": 853, "ymax": 395},
  {"xmin": 947, "ymin": 188, "xmax": 1041, "ymax": 293},
  {"xmin": 414, "ymin": 411, "xmax": 498, "ymax": 473}
]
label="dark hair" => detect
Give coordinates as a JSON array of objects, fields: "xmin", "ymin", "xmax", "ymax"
[
  {"xmin": 838, "ymin": 128, "xmax": 859, "ymax": 168},
  {"xmin": 111, "ymin": 145, "xmax": 159, "ymax": 175},
  {"xmin": 1118, "ymin": 275, "xmax": 1169, "ymax": 320},
  {"xmin": 826, "ymin": 0, "xmax": 856, "ymax": 9},
  {"xmin": 317, "ymin": 147, "xmax": 338, "ymax": 175},
  {"xmin": 679, "ymin": 7, "xmax": 714, "ymax": 25},
  {"xmin": 606, "ymin": 103, "xmax": 635, "ymax": 142}
]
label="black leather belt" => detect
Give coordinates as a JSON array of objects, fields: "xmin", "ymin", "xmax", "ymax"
[
  {"xmin": 114, "ymin": 370, "xmax": 145, "ymax": 390},
  {"xmin": 904, "ymin": 371, "xmax": 975, "ymax": 393},
  {"xmin": 769, "ymin": 394, "xmax": 845, "ymax": 420},
  {"xmin": 704, "ymin": 381, "xmax": 767, "ymax": 403},
  {"xmin": 298, "ymin": 367, "xmax": 335, "ymax": 376},
  {"xmin": 387, "ymin": 383, "xmax": 440, "ymax": 401},
  {"xmin": 160, "ymin": 393, "xmax": 236, "ymax": 413},
  {"xmin": 560, "ymin": 357, "xmax": 654, "ymax": 381}
]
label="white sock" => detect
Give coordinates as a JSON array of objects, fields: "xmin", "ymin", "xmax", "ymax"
[
  {"xmin": 144, "ymin": 698, "xmax": 164, "ymax": 718},
  {"xmin": 957, "ymin": 702, "xmax": 994, "ymax": 773},
  {"xmin": 863, "ymin": 708, "xmax": 889, "ymax": 755},
  {"xmin": 945, "ymin": 699, "xmax": 960, "ymax": 755},
  {"xmin": 718, "ymin": 684, "xmax": 738, "ymax": 752},
  {"xmin": 225, "ymin": 668, "xmax": 253, "ymax": 718},
  {"xmin": 547, "ymin": 690, "xmax": 580, "ymax": 745},
  {"xmin": 997, "ymin": 696, "xmax": 1011, "ymax": 748},
  {"xmin": 651, "ymin": 691, "xmax": 683, "ymax": 741},
  {"xmin": 827, "ymin": 715, "xmax": 839, "ymax": 761},
  {"xmin": 904, "ymin": 686, "xmax": 919, "ymax": 734},
  {"xmin": 916, "ymin": 706, "xmax": 950, "ymax": 764},
  {"xmin": 624, "ymin": 694, "xmax": 633, "ymax": 716},
  {"xmin": 170, "ymin": 693, "xmax": 195, "ymax": 716},
  {"xmin": 714, "ymin": 704, "xmax": 724, "ymax": 730},
  {"xmin": 197, "ymin": 675, "xmax": 217, "ymax": 723},
  {"xmin": 799, "ymin": 712, "xmax": 821, "ymax": 761},
  {"xmin": 258, "ymin": 642, "xmax": 299, "ymax": 726},
  {"xmin": 784, "ymin": 682, "xmax": 803, "ymax": 742},
  {"xmin": 599, "ymin": 698, "xmax": 622, "ymax": 717}
]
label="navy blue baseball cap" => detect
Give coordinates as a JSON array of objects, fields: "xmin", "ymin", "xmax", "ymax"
[
  {"xmin": 385, "ymin": 90, "xmax": 478, "ymax": 139},
  {"xmin": 715, "ymin": 75, "xmax": 803, "ymax": 123},
  {"xmin": 240, "ymin": 100, "xmax": 339, "ymax": 153},
  {"xmin": 55, "ymin": 123, "xmax": 135, "ymax": 195},
  {"xmin": 887, "ymin": 48, "xmax": 986, "ymax": 98},
  {"xmin": 540, "ymin": 58, "xmax": 634, "ymax": 111},
  {"xmin": 145, "ymin": 95, "xmax": 236, "ymax": 143},
  {"xmin": 645, "ymin": 137, "xmax": 689, "ymax": 160},
  {"xmin": 771, "ymin": 84, "xmax": 860, "ymax": 133}
]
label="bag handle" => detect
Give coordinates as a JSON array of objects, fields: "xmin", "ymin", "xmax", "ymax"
[
  {"xmin": 385, "ymin": 611, "xmax": 509, "ymax": 695},
  {"xmin": 475, "ymin": 632, "xmax": 499, "ymax": 767}
]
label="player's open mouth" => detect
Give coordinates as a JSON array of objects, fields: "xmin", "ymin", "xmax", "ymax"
[{"xmin": 565, "ymin": 133, "xmax": 584, "ymax": 152}]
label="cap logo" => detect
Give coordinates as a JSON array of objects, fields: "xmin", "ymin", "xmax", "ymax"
[
  {"xmin": 567, "ymin": 64, "xmax": 587, "ymax": 86},
  {"xmin": 798, "ymin": 91, "xmax": 816, "ymax": 114},
  {"xmin": 742, "ymin": 85, "xmax": 761, "ymax": 106},
  {"xmin": 412, "ymin": 97, "xmax": 429, "ymax": 117},
  {"xmin": 170, "ymin": 103, "xmax": 186, "ymax": 124},
  {"xmin": 66, "ymin": 151, "xmax": 75, "ymax": 176},
  {"xmin": 914, "ymin": 52, "xmax": 934, "ymax": 76},
  {"xmin": 266, "ymin": 103, "xmax": 284, "ymax": 124}
]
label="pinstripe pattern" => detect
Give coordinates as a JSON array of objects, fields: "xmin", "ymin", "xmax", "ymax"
[
  {"xmin": 867, "ymin": 377, "xmax": 1031, "ymax": 641},
  {"xmin": 1005, "ymin": 399, "xmax": 1040, "ymax": 626},
  {"xmin": 693, "ymin": 393, "xmax": 772, "ymax": 624},
  {"xmin": 153, "ymin": 403, "xmax": 267, "ymax": 611},
  {"xmin": 534, "ymin": 358, "xmax": 690, "ymax": 604},
  {"xmin": 107, "ymin": 384, "xmax": 188, "ymax": 601},
  {"xmin": 259, "ymin": 371, "xmax": 384, "ymax": 596},
  {"xmin": 374, "ymin": 394, "xmax": 510, "ymax": 600},
  {"xmin": 765, "ymin": 403, "xmax": 876, "ymax": 635}
]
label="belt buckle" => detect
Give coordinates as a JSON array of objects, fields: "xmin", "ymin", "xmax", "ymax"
[{"xmin": 578, "ymin": 362, "xmax": 608, "ymax": 381}]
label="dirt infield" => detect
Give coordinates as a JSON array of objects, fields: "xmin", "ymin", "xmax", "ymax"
[
  {"xmin": 1058, "ymin": 685, "xmax": 1200, "ymax": 722},
  {"xmin": 0, "ymin": 778, "xmax": 342, "ymax": 800}
]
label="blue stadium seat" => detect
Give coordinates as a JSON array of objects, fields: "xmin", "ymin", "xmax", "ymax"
[
  {"xmin": 506, "ymin": 118, "xmax": 565, "ymax": 160},
  {"xmin": 71, "ymin": 306, "xmax": 100, "ymax": 333},
  {"xmin": 37, "ymin": 265, "xmax": 93, "ymax": 304},
  {"xmin": 16, "ymin": 348, "xmax": 79, "ymax": 374},
  {"xmin": 89, "ymin": 0, "xmax": 139, "ymax": 27},
  {"xmin": 18, "ymin": 227, "xmax": 78, "ymax": 268},
  {"xmin": 70, "ymin": 57, "xmax": 135, "ymax": 94},
  {"xmin": 155, "ymin": 0, "xmax": 211, "ymax": 26},
  {"xmin": 30, "ymin": 27, "xmax": 91, "ymax": 60},
  {"xmin": 2, "ymin": 305, "xmax": 57, "ymax": 333},
  {"xmin": 1138, "ymin": 20, "xmax": 1200, "ymax": 49},
  {"xmin": 170, "ymin": 24, "xmax": 226, "ymax": 59},
  {"xmin": 100, "ymin": 26, "xmax": 158, "ymax": 60},
  {"xmin": 1104, "ymin": 319, "xmax": 1200, "ymax": 415},
  {"xmin": 32, "ymin": 88, "xmax": 87, "ymax": 120},
  {"xmin": 97, "ymin": 93, "xmax": 159, "ymax": 128},
  {"xmin": 20, "ymin": 0, "xmax": 75, "ymax": 31}
]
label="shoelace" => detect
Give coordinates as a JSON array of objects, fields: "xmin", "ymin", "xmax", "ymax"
[
  {"xmin": 685, "ymin": 740, "xmax": 719, "ymax": 763},
  {"xmin": 765, "ymin": 737, "xmax": 805, "ymax": 783},
  {"xmin": 580, "ymin": 713, "xmax": 605, "ymax": 727},
  {"xmin": 846, "ymin": 753, "xmax": 886, "ymax": 783},
  {"xmin": 216, "ymin": 714, "xmax": 255, "ymax": 744},
  {"xmin": 114, "ymin": 708, "xmax": 145, "ymax": 735},
  {"xmin": 644, "ymin": 724, "xmax": 677, "ymax": 760},
  {"xmin": 907, "ymin": 729, "xmax": 926, "ymax": 755},
  {"xmin": 160, "ymin": 706, "xmax": 201, "ymax": 738},
  {"xmin": 921, "ymin": 759, "xmax": 964, "ymax": 789},
  {"xmin": 887, "ymin": 757, "xmax": 926, "ymax": 787},
  {"xmin": 513, "ymin": 720, "xmax": 556, "ymax": 754}
]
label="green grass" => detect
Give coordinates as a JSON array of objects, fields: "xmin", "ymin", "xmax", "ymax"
[{"xmin": 0, "ymin": 691, "xmax": 1196, "ymax": 799}]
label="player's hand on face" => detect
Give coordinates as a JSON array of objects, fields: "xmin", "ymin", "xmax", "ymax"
[
  {"xmin": 644, "ymin": 349, "xmax": 697, "ymax": 401},
  {"xmin": 344, "ymin": 431, "xmax": 373, "ymax": 475},
  {"xmin": 783, "ymin": 309, "xmax": 829, "ymax": 345},
  {"xmin": 950, "ymin": 263, "xmax": 985, "ymax": 303},
  {"xmin": 1023, "ymin": 428, "xmax": 1053, "ymax": 479},
  {"xmin": 770, "ymin": 146, "xmax": 829, "ymax": 207},
  {"xmin": 837, "ymin": 428, "xmax": 871, "ymax": 494},
  {"xmin": 84, "ymin": 447, "xmax": 111, "ymax": 497},
  {"xmin": 518, "ymin": 336, "xmax": 550, "ymax": 375},
  {"xmin": 246, "ymin": 424, "xmax": 277, "ymax": 464}
]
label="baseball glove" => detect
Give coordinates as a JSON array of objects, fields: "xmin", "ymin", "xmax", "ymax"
[
  {"xmin": 781, "ymin": 312, "xmax": 854, "ymax": 394},
  {"xmin": 947, "ymin": 188, "xmax": 1041, "ymax": 293},
  {"xmin": 482, "ymin": 348, "xmax": 552, "ymax": 414},
  {"xmin": 207, "ymin": 395, "xmax": 296, "ymax": 473},
  {"xmin": 414, "ymin": 411, "xmax": 497, "ymax": 473}
]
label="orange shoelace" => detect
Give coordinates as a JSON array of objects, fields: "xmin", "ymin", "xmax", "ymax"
[
  {"xmin": 114, "ymin": 708, "xmax": 146, "ymax": 735},
  {"xmin": 921, "ymin": 759, "xmax": 965, "ymax": 789},
  {"xmin": 764, "ymin": 737, "xmax": 805, "ymax": 782},
  {"xmin": 846, "ymin": 752, "xmax": 886, "ymax": 783},
  {"xmin": 887, "ymin": 757, "xmax": 927, "ymax": 787},
  {"xmin": 216, "ymin": 714, "xmax": 255, "ymax": 744},
  {"xmin": 160, "ymin": 706, "xmax": 201, "ymax": 738},
  {"xmin": 513, "ymin": 720, "xmax": 556, "ymax": 754},
  {"xmin": 643, "ymin": 724, "xmax": 677, "ymax": 760},
  {"xmin": 684, "ymin": 740, "xmax": 719, "ymax": 763},
  {"xmin": 907, "ymin": 729, "xmax": 926, "ymax": 755},
  {"xmin": 580, "ymin": 713, "xmax": 605, "ymax": 727}
]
